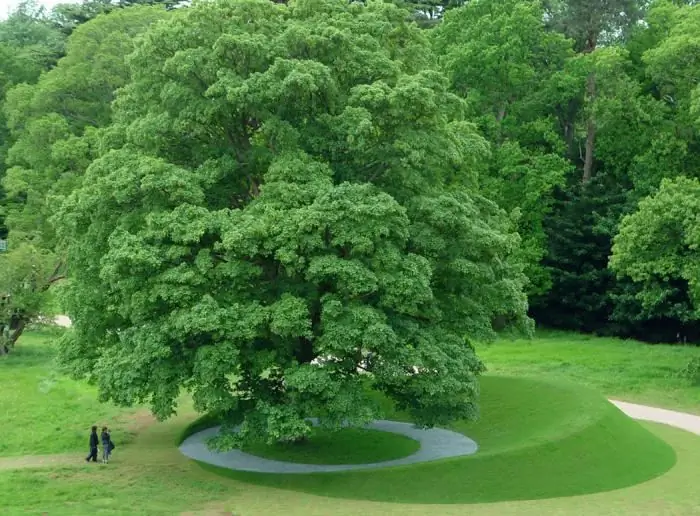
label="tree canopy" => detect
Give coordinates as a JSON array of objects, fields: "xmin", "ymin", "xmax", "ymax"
[
  {"xmin": 53, "ymin": 0, "xmax": 530, "ymax": 445},
  {"xmin": 1, "ymin": 0, "xmax": 700, "ymax": 445},
  {"xmin": 610, "ymin": 177, "xmax": 700, "ymax": 327}
]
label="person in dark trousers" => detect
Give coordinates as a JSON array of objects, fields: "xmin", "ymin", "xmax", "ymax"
[
  {"xmin": 85, "ymin": 426, "xmax": 99, "ymax": 462},
  {"xmin": 101, "ymin": 427, "xmax": 111, "ymax": 463}
]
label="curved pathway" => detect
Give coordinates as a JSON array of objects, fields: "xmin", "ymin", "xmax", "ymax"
[
  {"xmin": 178, "ymin": 420, "xmax": 478, "ymax": 473},
  {"xmin": 178, "ymin": 401, "xmax": 700, "ymax": 474},
  {"xmin": 1, "ymin": 399, "xmax": 699, "ymax": 472},
  {"xmin": 610, "ymin": 400, "xmax": 700, "ymax": 436}
]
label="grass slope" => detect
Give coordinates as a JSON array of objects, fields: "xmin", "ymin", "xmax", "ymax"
[
  {"xmin": 0, "ymin": 330, "xmax": 143, "ymax": 456},
  {"xmin": 479, "ymin": 330, "xmax": 700, "ymax": 413},
  {"xmin": 0, "ymin": 331, "xmax": 698, "ymax": 514},
  {"xmin": 187, "ymin": 376, "xmax": 676, "ymax": 504},
  {"xmin": 242, "ymin": 427, "xmax": 420, "ymax": 465},
  {"xmin": 0, "ymin": 419, "xmax": 696, "ymax": 515}
]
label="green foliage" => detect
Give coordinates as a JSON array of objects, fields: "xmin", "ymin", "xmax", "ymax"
[
  {"xmin": 531, "ymin": 179, "xmax": 623, "ymax": 333},
  {"xmin": 522, "ymin": 0, "xmax": 700, "ymax": 342},
  {"xmin": 0, "ymin": 243, "xmax": 59, "ymax": 352},
  {"xmin": 0, "ymin": 6, "xmax": 168, "ymax": 353},
  {"xmin": 644, "ymin": 3, "xmax": 700, "ymax": 107},
  {"xmin": 544, "ymin": 0, "xmax": 644, "ymax": 51},
  {"xmin": 56, "ymin": 0, "xmax": 531, "ymax": 446},
  {"xmin": 50, "ymin": 0, "xmax": 176, "ymax": 35},
  {"xmin": 610, "ymin": 177, "xmax": 700, "ymax": 322},
  {"xmin": 433, "ymin": 0, "xmax": 573, "ymax": 295},
  {"xmin": 679, "ymin": 357, "xmax": 700, "ymax": 385},
  {"xmin": 0, "ymin": 2, "xmax": 66, "ymax": 238}
]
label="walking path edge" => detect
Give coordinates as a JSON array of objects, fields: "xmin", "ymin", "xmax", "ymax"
[
  {"xmin": 178, "ymin": 420, "xmax": 479, "ymax": 474},
  {"xmin": 610, "ymin": 400, "xmax": 700, "ymax": 436},
  {"xmin": 1, "ymin": 399, "xmax": 699, "ymax": 472}
]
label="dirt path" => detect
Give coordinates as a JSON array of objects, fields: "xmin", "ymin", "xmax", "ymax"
[
  {"xmin": 0, "ymin": 409, "xmax": 156, "ymax": 471},
  {"xmin": 0, "ymin": 453, "xmax": 79, "ymax": 471}
]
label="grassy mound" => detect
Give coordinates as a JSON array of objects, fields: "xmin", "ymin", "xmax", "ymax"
[
  {"xmin": 190, "ymin": 376, "xmax": 677, "ymax": 503},
  {"xmin": 242, "ymin": 427, "xmax": 420, "ymax": 465}
]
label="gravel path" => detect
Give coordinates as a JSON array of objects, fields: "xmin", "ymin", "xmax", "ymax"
[
  {"xmin": 610, "ymin": 400, "xmax": 700, "ymax": 436},
  {"xmin": 179, "ymin": 401, "xmax": 700, "ymax": 474},
  {"xmin": 178, "ymin": 420, "xmax": 478, "ymax": 473},
  {"xmin": 2, "ymin": 399, "xmax": 698, "ymax": 473}
]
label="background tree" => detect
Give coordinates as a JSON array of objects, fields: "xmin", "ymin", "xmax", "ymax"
[
  {"xmin": 545, "ymin": 0, "xmax": 644, "ymax": 182},
  {"xmin": 528, "ymin": 0, "xmax": 700, "ymax": 341},
  {"xmin": 56, "ymin": 0, "xmax": 531, "ymax": 446},
  {"xmin": 50, "ymin": 0, "xmax": 179, "ymax": 35},
  {"xmin": 610, "ymin": 177, "xmax": 700, "ymax": 338},
  {"xmin": 0, "ymin": 1, "xmax": 65, "ymax": 239},
  {"xmin": 433, "ymin": 0, "xmax": 573, "ymax": 296},
  {"xmin": 0, "ymin": 6, "xmax": 167, "ymax": 352},
  {"xmin": 0, "ymin": 244, "xmax": 62, "ymax": 354}
]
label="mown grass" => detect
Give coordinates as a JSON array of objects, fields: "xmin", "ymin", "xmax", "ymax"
[
  {"xmin": 185, "ymin": 376, "xmax": 676, "ymax": 504},
  {"xmin": 242, "ymin": 427, "xmax": 420, "ymax": 465},
  {"xmin": 478, "ymin": 330, "xmax": 700, "ymax": 414},
  {"xmin": 0, "ymin": 330, "xmax": 143, "ymax": 457},
  {"xmin": 0, "ymin": 416, "xmax": 696, "ymax": 515},
  {"xmin": 0, "ymin": 330, "xmax": 698, "ymax": 514}
]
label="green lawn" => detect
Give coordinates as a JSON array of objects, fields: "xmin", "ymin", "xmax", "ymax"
[
  {"xmin": 0, "ymin": 329, "xmax": 698, "ymax": 515},
  {"xmin": 242, "ymin": 427, "xmax": 420, "ymax": 465},
  {"xmin": 187, "ymin": 375, "xmax": 675, "ymax": 504},
  {"xmin": 0, "ymin": 330, "xmax": 144, "ymax": 457},
  {"xmin": 478, "ymin": 330, "xmax": 700, "ymax": 414}
]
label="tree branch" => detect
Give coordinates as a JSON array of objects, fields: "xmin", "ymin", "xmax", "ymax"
[{"xmin": 45, "ymin": 260, "xmax": 66, "ymax": 288}]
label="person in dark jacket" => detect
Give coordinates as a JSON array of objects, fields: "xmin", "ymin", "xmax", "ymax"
[
  {"xmin": 85, "ymin": 426, "xmax": 99, "ymax": 462},
  {"xmin": 100, "ymin": 427, "xmax": 111, "ymax": 463}
]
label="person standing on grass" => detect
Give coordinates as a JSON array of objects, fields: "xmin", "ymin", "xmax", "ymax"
[
  {"xmin": 85, "ymin": 426, "xmax": 99, "ymax": 463},
  {"xmin": 108, "ymin": 431, "xmax": 115, "ymax": 458},
  {"xmin": 101, "ymin": 426, "xmax": 111, "ymax": 463}
]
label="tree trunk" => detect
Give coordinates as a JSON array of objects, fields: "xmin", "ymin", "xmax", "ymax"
[
  {"xmin": 582, "ymin": 72, "xmax": 596, "ymax": 183},
  {"xmin": 1, "ymin": 317, "xmax": 27, "ymax": 355},
  {"xmin": 581, "ymin": 31, "xmax": 597, "ymax": 184},
  {"xmin": 497, "ymin": 103, "xmax": 507, "ymax": 123},
  {"xmin": 10, "ymin": 318, "xmax": 26, "ymax": 348}
]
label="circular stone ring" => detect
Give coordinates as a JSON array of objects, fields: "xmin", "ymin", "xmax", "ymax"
[{"xmin": 179, "ymin": 420, "xmax": 478, "ymax": 474}]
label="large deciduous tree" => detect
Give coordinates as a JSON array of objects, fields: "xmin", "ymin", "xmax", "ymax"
[{"xmin": 56, "ymin": 0, "xmax": 530, "ymax": 446}]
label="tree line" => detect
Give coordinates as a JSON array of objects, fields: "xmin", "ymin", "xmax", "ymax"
[{"xmin": 0, "ymin": 0, "xmax": 697, "ymax": 440}]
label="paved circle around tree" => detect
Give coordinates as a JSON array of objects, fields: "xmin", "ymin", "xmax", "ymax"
[{"xmin": 179, "ymin": 420, "xmax": 479, "ymax": 473}]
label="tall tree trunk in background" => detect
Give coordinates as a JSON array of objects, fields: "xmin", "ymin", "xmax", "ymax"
[
  {"xmin": 497, "ymin": 103, "xmax": 507, "ymax": 123},
  {"xmin": 582, "ymin": 33, "xmax": 597, "ymax": 183},
  {"xmin": 583, "ymin": 72, "xmax": 596, "ymax": 183},
  {"xmin": 9, "ymin": 318, "xmax": 25, "ymax": 349},
  {"xmin": 1, "ymin": 315, "xmax": 27, "ymax": 355}
]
